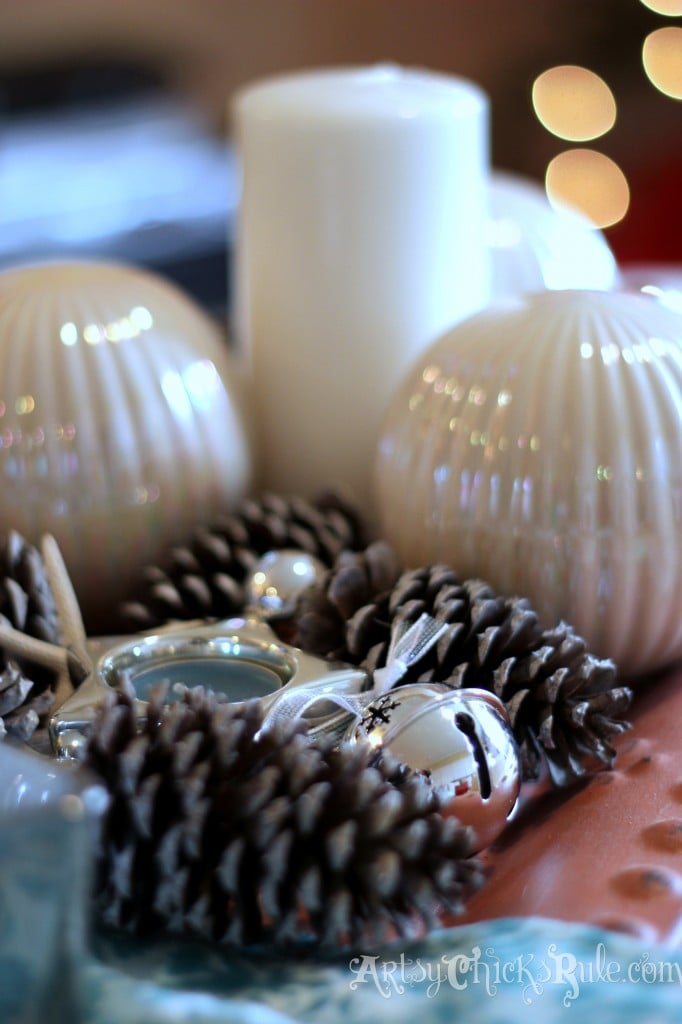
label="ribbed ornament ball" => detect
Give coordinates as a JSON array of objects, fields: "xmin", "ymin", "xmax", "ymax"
[
  {"xmin": 488, "ymin": 171, "xmax": 618, "ymax": 299},
  {"xmin": 375, "ymin": 290, "xmax": 682, "ymax": 677},
  {"xmin": 0, "ymin": 261, "xmax": 253, "ymax": 630}
]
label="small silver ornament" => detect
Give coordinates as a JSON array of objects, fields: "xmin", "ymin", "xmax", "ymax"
[
  {"xmin": 345, "ymin": 684, "xmax": 521, "ymax": 851},
  {"xmin": 245, "ymin": 549, "xmax": 326, "ymax": 618}
]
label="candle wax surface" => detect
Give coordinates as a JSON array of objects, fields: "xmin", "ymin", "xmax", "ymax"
[{"xmin": 235, "ymin": 64, "xmax": 487, "ymax": 122}]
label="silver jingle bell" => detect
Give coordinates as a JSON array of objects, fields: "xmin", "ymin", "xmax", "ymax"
[
  {"xmin": 245, "ymin": 549, "xmax": 326, "ymax": 618},
  {"xmin": 345, "ymin": 683, "xmax": 521, "ymax": 852}
]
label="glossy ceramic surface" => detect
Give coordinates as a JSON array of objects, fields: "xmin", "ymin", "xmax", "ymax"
[
  {"xmin": 0, "ymin": 743, "xmax": 107, "ymax": 1024},
  {"xmin": 460, "ymin": 667, "xmax": 682, "ymax": 946},
  {"xmin": 375, "ymin": 290, "xmax": 682, "ymax": 677},
  {"xmin": 0, "ymin": 261, "xmax": 252, "ymax": 629},
  {"xmin": 620, "ymin": 263, "xmax": 682, "ymax": 314},
  {"xmin": 488, "ymin": 172, "xmax": 618, "ymax": 299}
]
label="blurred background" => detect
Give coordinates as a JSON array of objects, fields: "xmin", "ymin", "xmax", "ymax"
[{"xmin": 0, "ymin": 0, "xmax": 679, "ymax": 318}]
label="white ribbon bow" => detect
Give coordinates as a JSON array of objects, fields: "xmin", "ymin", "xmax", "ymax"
[
  {"xmin": 372, "ymin": 614, "xmax": 448, "ymax": 694},
  {"xmin": 262, "ymin": 612, "xmax": 448, "ymax": 732}
]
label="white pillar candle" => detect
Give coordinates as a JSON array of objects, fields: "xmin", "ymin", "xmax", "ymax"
[{"xmin": 233, "ymin": 64, "xmax": 490, "ymax": 516}]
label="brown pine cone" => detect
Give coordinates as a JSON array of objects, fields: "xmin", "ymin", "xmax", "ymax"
[
  {"xmin": 291, "ymin": 562, "xmax": 632, "ymax": 786},
  {"xmin": 84, "ymin": 684, "xmax": 483, "ymax": 947},
  {"xmin": 119, "ymin": 492, "xmax": 365, "ymax": 631},
  {"xmin": 0, "ymin": 530, "xmax": 59, "ymax": 643},
  {"xmin": 291, "ymin": 540, "xmax": 402, "ymax": 657},
  {"xmin": 300, "ymin": 563, "xmax": 541, "ymax": 683},
  {"xmin": 0, "ymin": 531, "xmax": 60, "ymax": 741},
  {"xmin": 490, "ymin": 624, "xmax": 633, "ymax": 786}
]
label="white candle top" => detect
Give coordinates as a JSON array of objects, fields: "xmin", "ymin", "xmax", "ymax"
[{"xmin": 234, "ymin": 64, "xmax": 487, "ymax": 123}]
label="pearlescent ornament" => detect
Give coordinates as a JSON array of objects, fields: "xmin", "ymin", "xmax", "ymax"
[
  {"xmin": 488, "ymin": 171, "xmax": 618, "ymax": 299},
  {"xmin": 345, "ymin": 684, "xmax": 521, "ymax": 851},
  {"xmin": 0, "ymin": 261, "xmax": 253, "ymax": 629},
  {"xmin": 376, "ymin": 289, "xmax": 682, "ymax": 676},
  {"xmin": 620, "ymin": 264, "xmax": 682, "ymax": 315},
  {"xmin": 245, "ymin": 549, "xmax": 326, "ymax": 618}
]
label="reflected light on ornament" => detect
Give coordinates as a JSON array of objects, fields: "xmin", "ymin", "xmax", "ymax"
[
  {"xmin": 15, "ymin": 395, "xmax": 35, "ymax": 415},
  {"xmin": 639, "ymin": 0, "xmax": 682, "ymax": 14},
  {"xmin": 642, "ymin": 27, "xmax": 682, "ymax": 99},
  {"xmin": 532, "ymin": 66, "xmax": 617, "ymax": 141},
  {"xmin": 545, "ymin": 149, "xmax": 630, "ymax": 229},
  {"xmin": 59, "ymin": 322, "xmax": 78, "ymax": 347}
]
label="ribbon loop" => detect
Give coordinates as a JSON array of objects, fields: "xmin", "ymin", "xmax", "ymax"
[
  {"xmin": 261, "ymin": 613, "xmax": 447, "ymax": 735},
  {"xmin": 263, "ymin": 687, "xmax": 369, "ymax": 731},
  {"xmin": 373, "ymin": 613, "xmax": 448, "ymax": 694}
]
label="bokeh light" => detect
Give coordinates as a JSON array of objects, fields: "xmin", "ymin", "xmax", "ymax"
[
  {"xmin": 532, "ymin": 66, "xmax": 617, "ymax": 141},
  {"xmin": 642, "ymin": 27, "xmax": 682, "ymax": 99},
  {"xmin": 639, "ymin": 0, "xmax": 682, "ymax": 15},
  {"xmin": 545, "ymin": 149, "xmax": 630, "ymax": 228}
]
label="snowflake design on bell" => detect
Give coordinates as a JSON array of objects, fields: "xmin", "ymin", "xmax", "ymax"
[{"xmin": 361, "ymin": 695, "xmax": 402, "ymax": 735}]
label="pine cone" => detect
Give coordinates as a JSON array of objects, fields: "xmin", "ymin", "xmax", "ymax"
[
  {"xmin": 0, "ymin": 531, "xmax": 60, "ymax": 741},
  {"xmin": 84, "ymin": 684, "xmax": 483, "ymax": 947},
  {"xmin": 343, "ymin": 567, "xmax": 543, "ymax": 680},
  {"xmin": 491, "ymin": 624, "xmax": 633, "ymax": 787},
  {"xmin": 291, "ymin": 563, "xmax": 632, "ymax": 786},
  {"xmin": 291, "ymin": 540, "xmax": 402, "ymax": 656},
  {"xmin": 119, "ymin": 492, "xmax": 365, "ymax": 631}
]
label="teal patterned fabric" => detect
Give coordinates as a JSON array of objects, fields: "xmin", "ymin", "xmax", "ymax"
[{"xmin": 88, "ymin": 918, "xmax": 682, "ymax": 1024}]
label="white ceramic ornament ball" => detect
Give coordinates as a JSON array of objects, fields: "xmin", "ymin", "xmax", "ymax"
[
  {"xmin": 0, "ymin": 261, "xmax": 253, "ymax": 630},
  {"xmin": 488, "ymin": 171, "xmax": 619, "ymax": 299},
  {"xmin": 375, "ymin": 289, "xmax": 682, "ymax": 677},
  {"xmin": 619, "ymin": 264, "xmax": 682, "ymax": 315}
]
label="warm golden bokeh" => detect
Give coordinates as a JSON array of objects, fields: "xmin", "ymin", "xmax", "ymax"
[
  {"xmin": 642, "ymin": 27, "xmax": 682, "ymax": 99},
  {"xmin": 532, "ymin": 65, "xmax": 617, "ymax": 141},
  {"xmin": 545, "ymin": 149, "xmax": 630, "ymax": 228},
  {"xmin": 639, "ymin": 0, "xmax": 682, "ymax": 15}
]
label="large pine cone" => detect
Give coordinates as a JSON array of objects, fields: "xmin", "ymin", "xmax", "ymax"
[
  {"xmin": 290, "ymin": 559, "xmax": 632, "ymax": 787},
  {"xmin": 84, "ymin": 684, "xmax": 483, "ymax": 947},
  {"xmin": 0, "ymin": 531, "xmax": 60, "ymax": 741},
  {"xmin": 120, "ymin": 492, "xmax": 365, "ymax": 631}
]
